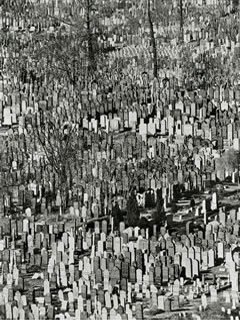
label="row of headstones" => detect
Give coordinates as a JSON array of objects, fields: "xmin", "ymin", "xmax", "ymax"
[
  {"xmin": 0, "ymin": 139, "xmax": 212, "ymax": 188},
  {"xmin": 3, "ymin": 87, "xmax": 240, "ymax": 130},
  {"xmin": 2, "ymin": 108, "xmax": 239, "ymax": 154},
  {"xmin": 76, "ymin": 114, "xmax": 240, "ymax": 140},
  {"xmin": 0, "ymin": 255, "xmax": 184, "ymax": 318},
  {"xmin": 0, "ymin": 255, "xmax": 228, "ymax": 319},
  {"xmin": 0, "ymin": 148, "xmax": 215, "ymax": 187},
  {"xmin": 3, "ymin": 82, "xmax": 237, "ymax": 115},
  {"xmin": 0, "ymin": 222, "xmax": 236, "ymax": 316},
  {"xmin": 1, "ymin": 20, "xmax": 238, "ymax": 80},
  {"xmin": 183, "ymin": 17, "xmax": 237, "ymax": 46},
  {"xmin": 0, "ymin": 167, "xmax": 197, "ymax": 197},
  {"xmin": 1, "ymin": 134, "xmax": 217, "ymax": 177},
  {"xmin": 0, "ymin": 232, "xmax": 182, "ymax": 318},
  {"xmin": 3, "ymin": 83, "xmax": 239, "ymax": 124},
  {"xmin": 8, "ymin": 303, "xmax": 143, "ymax": 320},
  {"xmin": 1, "ymin": 67, "xmax": 239, "ymax": 103},
  {"xmin": 0, "ymin": 173, "xmax": 205, "ymax": 216},
  {"xmin": 3, "ymin": 231, "xmax": 205, "ymax": 288},
  {"xmin": 0, "ymin": 217, "xmax": 215, "ymax": 267},
  {"xmin": 3, "ymin": 127, "xmax": 239, "ymax": 175},
  {"xmin": 3, "ymin": 215, "xmax": 237, "ymax": 268},
  {"xmin": 0, "ymin": 165, "xmax": 214, "ymax": 202},
  {"xmin": 0, "ymin": 138, "xmax": 195, "ymax": 170},
  {"xmin": 5, "ymin": 205, "xmax": 240, "ymax": 245},
  {"xmin": 0, "ymin": 284, "xmax": 145, "ymax": 320},
  {"xmin": 2, "ymin": 114, "xmax": 207, "ymax": 155},
  {"xmin": 0, "ymin": 152, "xmax": 218, "ymax": 190},
  {"xmin": 2, "ymin": 71, "xmax": 240, "ymax": 110}
]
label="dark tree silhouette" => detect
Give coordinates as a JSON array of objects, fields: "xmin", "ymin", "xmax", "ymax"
[
  {"xmin": 145, "ymin": 190, "xmax": 155, "ymax": 208},
  {"xmin": 112, "ymin": 202, "xmax": 123, "ymax": 230},
  {"xmin": 173, "ymin": 184, "xmax": 182, "ymax": 201},
  {"xmin": 171, "ymin": 203, "xmax": 178, "ymax": 214},
  {"xmin": 190, "ymin": 198, "xmax": 195, "ymax": 208},
  {"xmin": 126, "ymin": 191, "xmax": 140, "ymax": 227},
  {"xmin": 153, "ymin": 188, "xmax": 165, "ymax": 224},
  {"xmin": 147, "ymin": 0, "xmax": 158, "ymax": 78},
  {"xmin": 138, "ymin": 217, "xmax": 149, "ymax": 229}
]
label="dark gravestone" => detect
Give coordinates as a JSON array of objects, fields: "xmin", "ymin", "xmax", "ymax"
[
  {"xmin": 122, "ymin": 233, "xmax": 128, "ymax": 244},
  {"xmin": 124, "ymin": 251, "xmax": 131, "ymax": 264},
  {"xmin": 95, "ymin": 269, "xmax": 103, "ymax": 284},
  {"xmin": 110, "ymin": 266, "xmax": 120, "ymax": 287},
  {"xmin": 155, "ymin": 266, "xmax": 161, "ymax": 285},
  {"xmin": 108, "ymin": 258, "xmax": 115, "ymax": 273},
  {"xmin": 8, "ymin": 289, "xmax": 14, "ymax": 302},
  {"xmin": 115, "ymin": 259, "xmax": 122, "ymax": 271},
  {"xmin": 149, "ymin": 265, "xmax": 155, "ymax": 285},
  {"xmin": 93, "ymin": 256, "xmax": 100, "ymax": 273},
  {"xmin": 174, "ymin": 264, "xmax": 180, "ymax": 279},
  {"xmin": 50, "ymin": 273, "xmax": 57, "ymax": 290},
  {"xmin": 106, "ymin": 236, "xmax": 113, "ymax": 252},
  {"xmin": 90, "ymin": 288, "xmax": 97, "ymax": 304},
  {"xmin": 17, "ymin": 277, "xmax": 25, "ymax": 292},
  {"xmin": 16, "ymin": 252, "xmax": 22, "ymax": 265},
  {"xmin": 121, "ymin": 262, "xmax": 129, "ymax": 279},
  {"xmin": 3, "ymin": 218, "xmax": 11, "ymax": 235},
  {"xmin": 35, "ymin": 255, "xmax": 41, "ymax": 266},
  {"xmin": 129, "ymin": 266, "xmax": 136, "ymax": 284},
  {"xmin": 120, "ymin": 278, "xmax": 127, "ymax": 292},
  {"xmin": 75, "ymin": 269, "xmax": 80, "ymax": 282},
  {"xmin": 81, "ymin": 284, "xmax": 87, "ymax": 299},
  {"xmin": 136, "ymin": 250, "xmax": 144, "ymax": 271},
  {"xmin": 98, "ymin": 289, "xmax": 105, "ymax": 305}
]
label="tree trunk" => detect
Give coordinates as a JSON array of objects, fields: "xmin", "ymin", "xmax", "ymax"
[
  {"xmin": 86, "ymin": 0, "xmax": 96, "ymax": 71},
  {"xmin": 147, "ymin": 0, "xmax": 158, "ymax": 78},
  {"xmin": 59, "ymin": 166, "xmax": 68, "ymax": 213},
  {"xmin": 180, "ymin": 0, "xmax": 183, "ymax": 43}
]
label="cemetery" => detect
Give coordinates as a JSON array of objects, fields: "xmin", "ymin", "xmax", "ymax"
[{"xmin": 1, "ymin": 0, "xmax": 240, "ymax": 319}]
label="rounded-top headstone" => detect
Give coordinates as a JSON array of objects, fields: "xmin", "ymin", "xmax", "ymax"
[
  {"xmin": 160, "ymin": 226, "xmax": 166, "ymax": 236},
  {"xmin": 25, "ymin": 208, "xmax": 32, "ymax": 217}
]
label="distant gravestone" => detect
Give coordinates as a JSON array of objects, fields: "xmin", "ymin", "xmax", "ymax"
[
  {"xmin": 136, "ymin": 268, "xmax": 142, "ymax": 285},
  {"xmin": 105, "ymin": 291, "xmax": 112, "ymax": 309}
]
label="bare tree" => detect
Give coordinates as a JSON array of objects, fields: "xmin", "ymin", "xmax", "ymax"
[
  {"xmin": 24, "ymin": 110, "xmax": 80, "ymax": 211},
  {"xmin": 2, "ymin": 0, "xmax": 108, "ymax": 88}
]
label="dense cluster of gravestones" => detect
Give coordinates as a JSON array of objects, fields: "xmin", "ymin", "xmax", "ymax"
[
  {"xmin": 1, "ymin": 0, "xmax": 240, "ymax": 319},
  {"xmin": 1, "ymin": 203, "xmax": 240, "ymax": 319}
]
